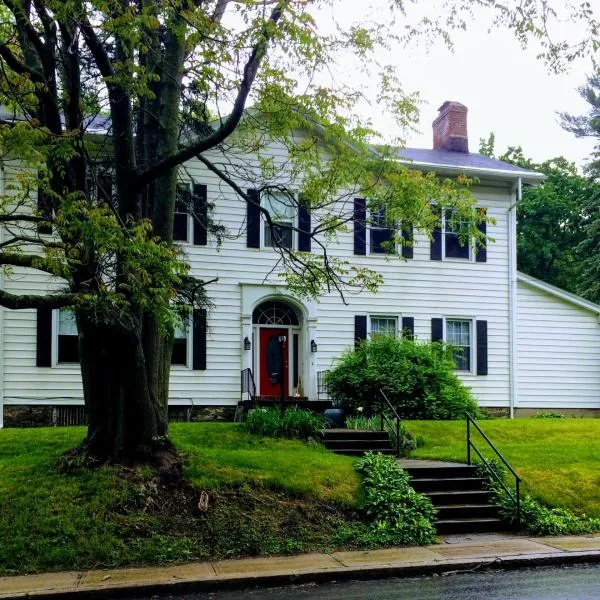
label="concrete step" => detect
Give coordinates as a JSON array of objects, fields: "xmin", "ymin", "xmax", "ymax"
[
  {"xmin": 435, "ymin": 503, "xmax": 502, "ymax": 520},
  {"xmin": 323, "ymin": 439, "xmax": 394, "ymax": 451},
  {"xmin": 425, "ymin": 489, "xmax": 495, "ymax": 506},
  {"xmin": 329, "ymin": 448, "xmax": 398, "ymax": 456},
  {"xmin": 410, "ymin": 476, "xmax": 487, "ymax": 493},
  {"xmin": 403, "ymin": 465, "xmax": 479, "ymax": 479},
  {"xmin": 323, "ymin": 429, "xmax": 390, "ymax": 441},
  {"xmin": 435, "ymin": 517, "xmax": 508, "ymax": 535}
]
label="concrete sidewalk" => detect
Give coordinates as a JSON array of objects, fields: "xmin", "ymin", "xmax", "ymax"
[{"xmin": 2, "ymin": 533, "xmax": 600, "ymax": 599}]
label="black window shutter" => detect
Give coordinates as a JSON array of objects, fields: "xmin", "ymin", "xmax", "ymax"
[
  {"xmin": 431, "ymin": 318, "xmax": 444, "ymax": 343},
  {"xmin": 401, "ymin": 316, "xmax": 414, "ymax": 340},
  {"xmin": 430, "ymin": 208, "xmax": 442, "ymax": 260},
  {"xmin": 36, "ymin": 308, "xmax": 52, "ymax": 367},
  {"xmin": 298, "ymin": 197, "xmax": 311, "ymax": 252},
  {"xmin": 402, "ymin": 222, "xmax": 413, "ymax": 259},
  {"xmin": 192, "ymin": 183, "xmax": 208, "ymax": 246},
  {"xmin": 354, "ymin": 315, "xmax": 367, "ymax": 348},
  {"xmin": 353, "ymin": 198, "xmax": 366, "ymax": 255},
  {"xmin": 476, "ymin": 320, "xmax": 488, "ymax": 375},
  {"xmin": 476, "ymin": 208, "xmax": 487, "ymax": 263},
  {"xmin": 192, "ymin": 309, "xmax": 207, "ymax": 370},
  {"xmin": 247, "ymin": 188, "xmax": 260, "ymax": 248}
]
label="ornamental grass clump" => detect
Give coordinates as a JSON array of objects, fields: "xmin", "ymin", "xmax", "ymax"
[
  {"xmin": 351, "ymin": 452, "xmax": 437, "ymax": 546},
  {"xmin": 326, "ymin": 335, "xmax": 480, "ymax": 419},
  {"xmin": 242, "ymin": 407, "xmax": 326, "ymax": 440}
]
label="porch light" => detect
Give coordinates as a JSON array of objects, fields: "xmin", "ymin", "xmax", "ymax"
[
  {"xmin": 243, "ymin": 336, "xmax": 251, "ymax": 351},
  {"xmin": 311, "ymin": 339, "xmax": 318, "ymax": 353}
]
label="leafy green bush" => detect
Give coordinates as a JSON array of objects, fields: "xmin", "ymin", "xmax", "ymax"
[
  {"xmin": 478, "ymin": 459, "xmax": 600, "ymax": 536},
  {"xmin": 242, "ymin": 407, "xmax": 326, "ymax": 440},
  {"xmin": 344, "ymin": 452, "xmax": 437, "ymax": 547},
  {"xmin": 326, "ymin": 335, "xmax": 480, "ymax": 419}
]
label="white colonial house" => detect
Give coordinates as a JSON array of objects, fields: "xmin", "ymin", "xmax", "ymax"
[{"xmin": 1, "ymin": 101, "xmax": 600, "ymax": 427}]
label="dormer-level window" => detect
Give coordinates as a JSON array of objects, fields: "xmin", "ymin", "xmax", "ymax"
[
  {"xmin": 263, "ymin": 191, "xmax": 295, "ymax": 249},
  {"xmin": 174, "ymin": 183, "xmax": 192, "ymax": 242},
  {"xmin": 57, "ymin": 309, "xmax": 79, "ymax": 363}
]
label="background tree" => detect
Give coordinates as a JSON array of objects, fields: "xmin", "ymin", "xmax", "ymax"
[{"xmin": 0, "ymin": 1, "xmax": 597, "ymax": 465}]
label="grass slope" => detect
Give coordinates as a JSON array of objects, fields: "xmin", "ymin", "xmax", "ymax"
[
  {"xmin": 406, "ymin": 419, "xmax": 600, "ymax": 517},
  {"xmin": 0, "ymin": 424, "xmax": 360, "ymax": 576}
]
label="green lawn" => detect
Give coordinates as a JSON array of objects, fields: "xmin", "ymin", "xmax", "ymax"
[
  {"xmin": 405, "ymin": 419, "xmax": 600, "ymax": 517},
  {"xmin": 0, "ymin": 423, "xmax": 360, "ymax": 576}
]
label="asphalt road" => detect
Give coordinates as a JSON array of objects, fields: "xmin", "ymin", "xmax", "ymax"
[{"xmin": 137, "ymin": 564, "xmax": 600, "ymax": 600}]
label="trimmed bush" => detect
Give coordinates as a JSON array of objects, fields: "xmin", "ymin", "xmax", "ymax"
[
  {"xmin": 242, "ymin": 407, "xmax": 326, "ymax": 440},
  {"xmin": 326, "ymin": 335, "xmax": 480, "ymax": 420}
]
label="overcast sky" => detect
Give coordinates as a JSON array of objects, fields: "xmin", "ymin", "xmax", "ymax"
[{"xmin": 317, "ymin": 1, "xmax": 598, "ymax": 170}]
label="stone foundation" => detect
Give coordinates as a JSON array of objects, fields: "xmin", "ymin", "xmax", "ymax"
[
  {"xmin": 480, "ymin": 407, "xmax": 510, "ymax": 419},
  {"xmin": 514, "ymin": 407, "xmax": 600, "ymax": 418},
  {"xmin": 2, "ymin": 404, "xmax": 236, "ymax": 427}
]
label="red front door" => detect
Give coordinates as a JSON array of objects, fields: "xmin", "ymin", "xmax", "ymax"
[{"xmin": 259, "ymin": 328, "xmax": 288, "ymax": 397}]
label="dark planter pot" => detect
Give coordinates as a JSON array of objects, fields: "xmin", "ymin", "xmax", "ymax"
[{"xmin": 323, "ymin": 407, "xmax": 346, "ymax": 428}]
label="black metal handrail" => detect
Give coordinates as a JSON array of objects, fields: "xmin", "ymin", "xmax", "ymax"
[
  {"xmin": 378, "ymin": 389, "xmax": 401, "ymax": 458},
  {"xmin": 240, "ymin": 368, "xmax": 256, "ymax": 402},
  {"xmin": 466, "ymin": 411, "xmax": 522, "ymax": 524}
]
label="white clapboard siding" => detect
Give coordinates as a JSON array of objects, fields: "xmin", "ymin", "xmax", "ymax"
[
  {"xmin": 2, "ymin": 146, "xmax": 514, "ymax": 409},
  {"xmin": 517, "ymin": 277, "xmax": 600, "ymax": 409}
]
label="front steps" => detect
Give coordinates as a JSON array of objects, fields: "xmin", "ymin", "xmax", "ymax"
[
  {"xmin": 322, "ymin": 429, "xmax": 396, "ymax": 456},
  {"xmin": 402, "ymin": 463, "xmax": 508, "ymax": 534}
]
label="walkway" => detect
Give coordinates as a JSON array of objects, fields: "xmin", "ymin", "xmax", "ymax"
[{"xmin": 2, "ymin": 533, "xmax": 600, "ymax": 599}]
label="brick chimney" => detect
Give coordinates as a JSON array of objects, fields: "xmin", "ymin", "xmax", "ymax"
[{"xmin": 432, "ymin": 101, "xmax": 469, "ymax": 153}]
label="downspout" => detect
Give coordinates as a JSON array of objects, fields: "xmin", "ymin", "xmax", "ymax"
[{"xmin": 508, "ymin": 177, "xmax": 522, "ymax": 419}]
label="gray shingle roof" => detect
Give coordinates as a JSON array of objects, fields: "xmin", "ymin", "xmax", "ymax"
[{"xmin": 397, "ymin": 147, "xmax": 543, "ymax": 181}]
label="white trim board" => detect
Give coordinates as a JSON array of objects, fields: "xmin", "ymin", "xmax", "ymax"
[{"xmin": 517, "ymin": 272, "xmax": 600, "ymax": 316}]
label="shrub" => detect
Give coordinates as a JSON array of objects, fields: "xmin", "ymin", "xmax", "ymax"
[
  {"xmin": 242, "ymin": 407, "xmax": 326, "ymax": 440},
  {"xmin": 478, "ymin": 459, "xmax": 600, "ymax": 536},
  {"xmin": 326, "ymin": 335, "xmax": 480, "ymax": 419},
  {"xmin": 346, "ymin": 452, "xmax": 437, "ymax": 547}
]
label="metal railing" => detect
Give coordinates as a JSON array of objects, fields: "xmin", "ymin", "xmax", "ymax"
[
  {"xmin": 317, "ymin": 370, "xmax": 330, "ymax": 401},
  {"xmin": 378, "ymin": 389, "xmax": 401, "ymax": 458},
  {"xmin": 466, "ymin": 411, "xmax": 522, "ymax": 524},
  {"xmin": 240, "ymin": 368, "xmax": 256, "ymax": 402}
]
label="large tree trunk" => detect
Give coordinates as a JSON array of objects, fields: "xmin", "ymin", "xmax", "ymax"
[{"xmin": 77, "ymin": 312, "xmax": 165, "ymax": 463}]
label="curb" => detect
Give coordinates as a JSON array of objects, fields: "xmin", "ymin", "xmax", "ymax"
[{"xmin": 4, "ymin": 550, "xmax": 600, "ymax": 600}]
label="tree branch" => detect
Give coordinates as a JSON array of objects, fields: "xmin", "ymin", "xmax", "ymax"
[
  {"xmin": 0, "ymin": 214, "xmax": 49, "ymax": 223},
  {"xmin": 134, "ymin": 1, "xmax": 287, "ymax": 190},
  {"xmin": 0, "ymin": 288, "xmax": 77, "ymax": 310},
  {"xmin": 0, "ymin": 43, "xmax": 45, "ymax": 83}
]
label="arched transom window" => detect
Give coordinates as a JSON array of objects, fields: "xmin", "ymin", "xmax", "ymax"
[{"xmin": 252, "ymin": 300, "xmax": 300, "ymax": 326}]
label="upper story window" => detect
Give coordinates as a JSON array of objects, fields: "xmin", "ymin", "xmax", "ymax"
[
  {"xmin": 263, "ymin": 191, "xmax": 295, "ymax": 249},
  {"xmin": 446, "ymin": 318, "xmax": 472, "ymax": 371},
  {"xmin": 444, "ymin": 209, "xmax": 472, "ymax": 260},
  {"xmin": 369, "ymin": 207, "xmax": 396, "ymax": 254},
  {"xmin": 57, "ymin": 309, "xmax": 79, "ymax": 363},
  {"xmin": 174, "ymin": 183, "xmax": 192, "ymax": 242},
  {"xmin": 370, "ymin": 315, "xmax": 398, "ymax": 337}
]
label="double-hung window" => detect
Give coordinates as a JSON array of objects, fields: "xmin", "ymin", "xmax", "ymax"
[
  {"xmin": 370, "ymin": 206, "xmax": 395, "ymax": 254},
  {"xmin": 370, "ymin": 315, "xmax": 398, "ymax": 337},
  {"xmin": 171, "ymin": 317, "xmax": 190, "ymax": 366},
  {"xmin": 263, "ymin": 191, "xmax": 294, "ymax": 249},
  {"xmin": 446, "ymin": 319, "xmax": 472, "ymax": 371},
  {"xmin": 174, "ymin": 183, "xmax": 192, "ymax": 242},
  {"xmin": 444, "ymin": 209, "xmax": 472, "ymax": 260},
  {"xmin": 57, "ymin": 309, "xmax": 79, "ymax": 363}
]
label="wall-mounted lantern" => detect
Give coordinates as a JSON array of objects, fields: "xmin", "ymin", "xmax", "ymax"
[
  {"xmin": 310, "ymin": 339, "xmax": 318, "ymax": 353},
  {"xmin": 243, "ymin": 336, "xmax": 251, "ymax": 351}
]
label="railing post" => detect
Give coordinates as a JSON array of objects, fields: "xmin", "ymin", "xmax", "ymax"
[
  {"xmin": 467, "ymin": 415, "xmax": 471, "ymax": 465},
  {"xmin": 396, "ymin": 418, "xmax": 400, "ymax": 458},
  {"xmin": 380, "ymin": 411, "xmax": 384, "ymax": 432},
  {"xmin": 516, "ymin": 479, "xmax": 521, "ymax": 526}
]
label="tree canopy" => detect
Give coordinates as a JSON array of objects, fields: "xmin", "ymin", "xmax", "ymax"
[{"xmin": 0, "ymin": 0, "xmax": 597, "ymax": 462}]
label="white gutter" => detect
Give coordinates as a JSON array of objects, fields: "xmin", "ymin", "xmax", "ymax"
[
  {"xmin": 508, "ymin": 177, "xmax": 521, "ymax": 419},
  {"xmin": 396, "ymin": 159, "xmax": 545, "ymax": 185}
]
